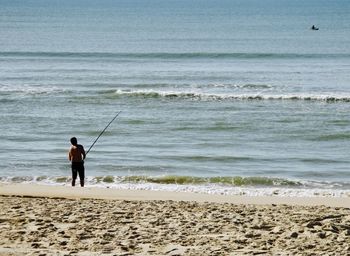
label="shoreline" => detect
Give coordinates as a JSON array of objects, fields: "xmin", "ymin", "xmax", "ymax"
[
  {"xmin": 1, "ymin": 183, "xmax": 350, "ymax": 207},
  {"xmin": 2, "ymin": 174, "xmax": 350, "ymax": 198}
]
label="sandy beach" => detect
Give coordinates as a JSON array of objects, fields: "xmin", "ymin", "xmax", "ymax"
[{"xmin": 1, "ymin": 184, "xmax": 350, "ymax": 255}]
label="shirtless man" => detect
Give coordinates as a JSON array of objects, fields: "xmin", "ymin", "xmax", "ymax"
[{"xmin": 68, "ymin": 137, "xmax": 86, "ymax": 187}]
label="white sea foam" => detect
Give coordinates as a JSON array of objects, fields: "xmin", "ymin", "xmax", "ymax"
[
  {"xmin": 85, "ymin": 183, "xmax": 350, "ymax": 198},
  {"xmin": 1, "ymin": 176, "xmax": 349, "ymax": 198},
  {"xmin": 112, "ymin": 89, "xmax": 350, "ymax": 102},
  {"xmin": 0, "ymin": 84, "xmax": 65, "ymax": 95}
]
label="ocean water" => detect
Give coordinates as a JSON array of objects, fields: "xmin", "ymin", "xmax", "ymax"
[{"xmin": 1, "ymin": 0, "xmax": 350, "ymax": 197}]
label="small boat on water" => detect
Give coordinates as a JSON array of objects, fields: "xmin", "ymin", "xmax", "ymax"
[{"xmin": 311, "ymin": 25, "xmax": 319, "ymax": 30}]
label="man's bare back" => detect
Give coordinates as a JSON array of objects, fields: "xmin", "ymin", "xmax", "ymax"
[{"xmin": 69, "ymin": 145, "xmax": 85, "ymax": 163}]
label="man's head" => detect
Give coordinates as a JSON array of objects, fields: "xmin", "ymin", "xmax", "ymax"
[{"xmin": 70, "ymin": 137, "xmax": 78, "ymax": 146}]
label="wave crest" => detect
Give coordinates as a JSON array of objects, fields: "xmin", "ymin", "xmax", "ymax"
[
  {"xmin": 106, "ymin": 89, "xmax": 350, "ymax": 102},
  {"xmin": 2, "ymin": 175, "xmax": 349, "ymax": 197},
  {"xmin": 0, "ymin": 175, "xmax": 302, "ymax": 186},
  {"xmin": 0, "ymin": 84, "xmax": 66, "ymax": 96}
]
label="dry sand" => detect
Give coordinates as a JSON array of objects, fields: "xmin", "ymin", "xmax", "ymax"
[{"xmin": 1, "ymin": 184, "xmax": 350, "ymax": 255}]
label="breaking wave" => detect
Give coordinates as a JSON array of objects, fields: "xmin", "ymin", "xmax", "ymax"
[
  {"xmin": 1, "ymin": 175, "xmax": 350, "ymax": 197},
  {"xmin": 0, "ymin": 84, "xmax": 66, "ymax": 96},
  {"xmin": 104, "ymin": 89, "xmax": 350, "ymax": 102},
  {"xmin": 1, "ymin": 175, "xmax": 302, "ymax": 186}
]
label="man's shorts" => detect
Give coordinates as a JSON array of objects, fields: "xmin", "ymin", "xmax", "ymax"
[{"xmin": 71, "ymin": 162, "xmax": 85, "ymax": 180}]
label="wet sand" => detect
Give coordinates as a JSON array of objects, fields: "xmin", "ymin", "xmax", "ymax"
[{"xmin": 1, "ymin": 184, "xmax": 350, "ymax": 255}]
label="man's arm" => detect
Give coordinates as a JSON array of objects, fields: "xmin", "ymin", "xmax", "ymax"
[
  {"xmin": 80, "ymin": 145, "xmax": 86, "ymax": 160},
  {"xmin": 68, "ymin": 149, "xmax": 72, "ymax": 161}
]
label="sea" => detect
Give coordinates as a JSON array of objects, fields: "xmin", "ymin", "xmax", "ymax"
[{"xmin": 1, "ymin": 0, "xmax": 350, "ymax": 197}]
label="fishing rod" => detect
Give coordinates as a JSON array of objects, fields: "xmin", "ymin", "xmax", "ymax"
[{"xmin": 86, "ymin": 111, "xmax": 122, "ymax": 155}]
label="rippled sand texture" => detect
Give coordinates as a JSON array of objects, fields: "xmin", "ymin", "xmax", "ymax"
[{"xmin": 1, "ymin": 196, "xmax": 350, "ymax": 255}]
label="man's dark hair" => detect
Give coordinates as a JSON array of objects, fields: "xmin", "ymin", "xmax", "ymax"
[{"xmin": 70, "ymin": 137, "xmax": 78, "ymax": 146}]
